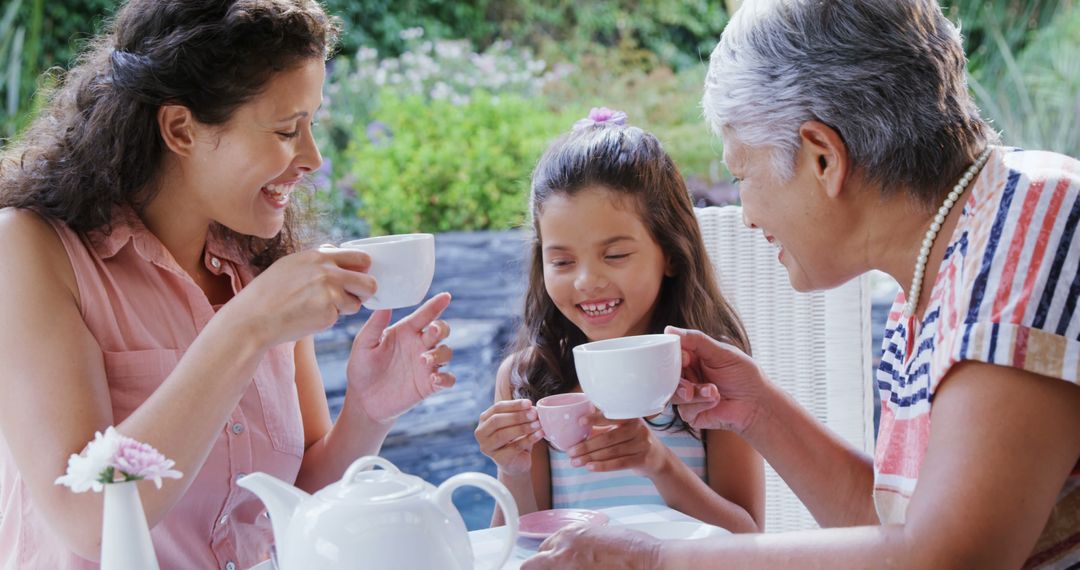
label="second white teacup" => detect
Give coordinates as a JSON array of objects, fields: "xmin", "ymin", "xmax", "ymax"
[
  {"xmin": 340, "ymin": 233, "xmax": 435, "ymax": 310},
  {"xmin": 572, "ymin": 334, "xmax": 681, "ymax": 419}
]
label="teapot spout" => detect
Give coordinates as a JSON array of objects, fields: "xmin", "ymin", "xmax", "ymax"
[{"xmin": 237, "ymin": 472, "xmax": 310, "ymax": 552}]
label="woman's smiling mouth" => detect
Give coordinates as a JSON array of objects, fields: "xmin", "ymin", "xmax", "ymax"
[{"xmin": 261, "ymin": 182, "xmax": 296, "ymax": 207}]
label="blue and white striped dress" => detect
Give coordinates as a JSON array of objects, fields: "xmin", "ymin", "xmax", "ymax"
[{"xmin": 549, "ymin": 406, "xmax": 706, "ymax": 509}]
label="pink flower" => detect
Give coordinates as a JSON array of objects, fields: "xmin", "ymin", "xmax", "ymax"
[
  {"xmin": 573, "ymin": 106, "xmax": 629, "ymax": 130},
  {"xmin": 112, "ymin": 433, "xmax": 183, "ymax": 489},
  {"xmin": 56, "ymin": 427, "xmax": 182, "ymax": 493}
]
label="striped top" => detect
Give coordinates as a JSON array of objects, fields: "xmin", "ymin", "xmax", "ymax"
[
  {"xmin": 874, "ymin": 147, "xmax": 1080, "ymax": 569},
  {"xmin": 550, "ymin": 406, "xmax": 706, "ymax": 509}
]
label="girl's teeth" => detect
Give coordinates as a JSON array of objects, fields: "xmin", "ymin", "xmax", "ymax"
[{"xmin": 581, "ymin": 300, "xmax": 621, "ymax": 316}]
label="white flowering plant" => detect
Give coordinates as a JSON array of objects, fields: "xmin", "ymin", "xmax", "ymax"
[{"xmin": 55, "ymin": 427, "xmax": 182, "ymax": 493}]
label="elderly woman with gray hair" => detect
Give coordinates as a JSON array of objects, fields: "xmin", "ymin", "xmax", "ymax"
[{"xmin": 523, "ymin": 1, "xmax": 1080, "ymax": 568}]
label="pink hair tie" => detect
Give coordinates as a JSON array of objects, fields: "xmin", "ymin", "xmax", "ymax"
[{"xmin": 572, "ymin": 107, "xmax": 628, "ymax": 130}]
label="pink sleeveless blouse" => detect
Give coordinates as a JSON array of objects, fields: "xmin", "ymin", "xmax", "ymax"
[{"xmin": 0, "ymin": 209, "xmax": 303, "ymax": 569}]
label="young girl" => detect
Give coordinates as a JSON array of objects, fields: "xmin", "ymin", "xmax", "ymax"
[
  {"xmin": 0, "ymin": 1, "xmax": 453, "ymax": 568},
  {"xmin": 475, "ymin": 108, "xmax": 764, "ymax": 532}
]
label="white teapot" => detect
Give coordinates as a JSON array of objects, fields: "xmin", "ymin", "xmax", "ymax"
[{"xmin": 238, "ymin": 456, "xmax": 519, "ymax": 570}]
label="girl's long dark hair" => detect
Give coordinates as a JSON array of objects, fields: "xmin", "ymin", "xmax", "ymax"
[
  {"xmin": 511, "ymin": 124, "xmax": 750, "ymax": 435},
  {"xmin": 0, "ymin": 0, "xmax": 340, "ymax": 269}
]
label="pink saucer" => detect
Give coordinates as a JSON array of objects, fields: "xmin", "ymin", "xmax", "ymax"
[{"xmin": 517, "ymin": 508, "xmax": 609, "ymax": 540}]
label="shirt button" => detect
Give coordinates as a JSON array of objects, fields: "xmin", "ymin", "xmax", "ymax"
[
  {"xmin": 210, "ymin": 256, "xmax": 222, "ymax": 269},
  {"xmin": 231, "ymin": 422, "xmax": 245, "ymax": 435},
  {"xmin": 219, "ymin": 515, "xmax": 228, "ymax": 525},
  {"xmin": 225, "ymin": 562, "xmax": 236, "ymax": 570}
]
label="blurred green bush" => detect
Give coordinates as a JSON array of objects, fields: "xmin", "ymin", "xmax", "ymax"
[
  {"xmin": 1, "ymin": 0, "xmax": 116, "ymax": 140},
  {"xmin": 968, "ymin": 4, "xmax": 1080, "ymax": 157},
  {"xmin": 2, "ymin": 0, "xmax": 1076, "ymax": 234},
  {"xmin": 343, "ymin": 90, "xmax": 563, "ymax": 235}
]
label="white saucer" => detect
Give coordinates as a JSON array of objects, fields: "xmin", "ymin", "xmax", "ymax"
[{"xmin": 618, "ymin": 520, "xmax": 730, "ymax": 540}]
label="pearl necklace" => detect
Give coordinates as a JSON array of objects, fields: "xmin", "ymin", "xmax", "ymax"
[{"xmin": 904, "ymin": 146, "xmax": 993, "ymax": 318}]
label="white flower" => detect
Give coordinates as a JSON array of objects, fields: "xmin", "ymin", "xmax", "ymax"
[
  {"xmin": 54, "ymin": 428, "xmax": 122, "ymax": 493},
  {"xmin": 399, "ymin": 27, "xmax": 424, "ymax": 41}
]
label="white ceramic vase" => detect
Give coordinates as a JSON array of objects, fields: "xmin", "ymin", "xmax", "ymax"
[{"xmin": 101, "ymin": 481, "xmax": 159, "ymax": 570}]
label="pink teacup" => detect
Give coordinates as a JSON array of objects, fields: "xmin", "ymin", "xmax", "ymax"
[{"xmin": 536, "ymin": 393, "xmax": 595, "ymax": 452}]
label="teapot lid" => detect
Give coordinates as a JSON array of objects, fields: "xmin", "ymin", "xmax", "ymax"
[{"xmin": 322, "ymin": 457, "xmax": 428, "ymax": 503}]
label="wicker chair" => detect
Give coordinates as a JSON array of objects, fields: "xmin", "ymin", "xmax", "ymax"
[{"xmin": 695, "ymin": 206, "xmax": 876, "ymax": 532}]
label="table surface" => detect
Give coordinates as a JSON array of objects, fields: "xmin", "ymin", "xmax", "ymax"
[
  {"xmin": 469, "ymin": 503, "xmax": 726, "ymax": 570},
  {"xmin": 248, "ymin": 504, "xmax": 724, "ymax": 570}
]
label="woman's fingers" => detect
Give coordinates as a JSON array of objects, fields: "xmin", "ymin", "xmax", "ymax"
[
  {"xmin": 337, "ymin": 269, "xmax": 377, "ymax": 303},
  {"xmin": 431, "ymin": 371, "xmax": 455, "ymax": 390},
  {"xmin": 320, "ymin": 246, "xmax": 372, "ymax": 272},
  {"xmin": 673, "ymin": 378, "xmax": 719, "ymax": 405},
  {"xmin": 398, "ymin": 292, "xmax": 452, "ymax": 332},
  {"xmin": 421, "ymin": 344, "xmax": 453, "ymax": 367},
  {"xmin": 420, "ymin": 319, "xmax": 451, "ymax": 348},
  {"xmin": 678, "ymin": 400, "xmax": 718, "ymax": 426}
]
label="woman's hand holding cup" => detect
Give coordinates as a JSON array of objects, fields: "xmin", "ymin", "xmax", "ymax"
[
  {"xmin": 665, "ymin": 325, "xmax": 771, "ymax": 436},
  {"xmin": 222, "ymin": 246, "xmax": 377, "ymax": 348}
]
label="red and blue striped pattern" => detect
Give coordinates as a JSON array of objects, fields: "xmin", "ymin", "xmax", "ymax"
[{"xmin": 874, "ymin": 148, "xmax": 1080, "ymax": 569}]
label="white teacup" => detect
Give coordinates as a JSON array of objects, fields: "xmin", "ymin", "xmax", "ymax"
[
  {"xmin": 340, "ymin": 233, "xmax": 435, "ymax": 310},
  {"xmin": 572, "ymin": 334, "xmax": 681, "ymax": 419}
]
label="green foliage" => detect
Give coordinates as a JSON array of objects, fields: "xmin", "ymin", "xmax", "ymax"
[
  {"xmin": 1, "ymin": 0, "xmax": 116, "ymax": 142},
  {"xmin": 321, "ymin": 0, "xmax": 498, "ymax": 59},
  {"xmin": 489, "ymin": 0, "xmax": 728, "ymax": 73},
  {"xmin": 321, "ymin": 0, "xmax": 726, "ymax": 73},
  {"xmin": 944, "ymin": 0, "xmax": 1065, "ymax": 78},
  {"xmin": 969, "ymin": 6, "xmax": 1080, "ymax": 156},
  {"xmin": 544, "ymin": 55, "xmax": 726, "ymax": 191},
  {"xmin": 1, "ymin": 0, "xmax": 28, "ymax": 139},
  {"xmin": 344, "ymin": 91, "xmax": 564, "ymax": 234},
  {"xmin": 315, "ymin": 34, "xmax": 557, "ymax": 236}
]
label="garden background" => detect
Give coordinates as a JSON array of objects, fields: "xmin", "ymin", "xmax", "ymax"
[
  {"xmin": 3, "ymin": 0, "xmax": 1078, "ymax": 231},
  {"xmin": 1, "ymin": 0, "xmax": 1077, "ymax": 530}
]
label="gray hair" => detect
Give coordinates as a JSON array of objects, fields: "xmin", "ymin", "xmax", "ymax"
[{"xmin": 703, "ymin": 0, "xmax": 996, "ymax": 204}]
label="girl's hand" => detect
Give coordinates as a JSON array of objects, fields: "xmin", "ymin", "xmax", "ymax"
[
  {"xmin": 475, "ymin": 399, "xmax": 544, "ymax": 476},
  {"xmin": 666, "ymin": 326, "xmax": 769, "ymax": 435},
  {"xmin": 225, "ymin": 246, "xmax": 377, "ymax": 348},
  {"xmin": 344, "ymin": 293, "xmax": 455, "ymax": 424},
  {"xmin": 566, "ymin": 411, "xmax": 671, "ymax": 477}
]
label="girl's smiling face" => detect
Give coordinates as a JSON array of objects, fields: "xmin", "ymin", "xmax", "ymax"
[{"xmin": 538, "ymin": 186, "xmax": 672, "ymax": 341}]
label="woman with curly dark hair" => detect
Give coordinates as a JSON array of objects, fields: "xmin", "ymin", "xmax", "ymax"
[{"xmin": 0, "ymin": 1, "xmax": 454, "ymax": 567}]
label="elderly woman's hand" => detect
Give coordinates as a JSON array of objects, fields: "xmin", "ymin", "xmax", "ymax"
[
  {"xmin": 344, "ymin": 292, "xmax": 455, "ymax": 424},
  {"xmin": 521, "ymin": 524, "xmax": 662, "ymax": 570},
  {"xmin": 666, "ymin": 326, "xmax": 770, "ymax": 436}
]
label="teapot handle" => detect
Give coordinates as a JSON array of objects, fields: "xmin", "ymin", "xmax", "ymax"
[
  {"xmin": 342, "ymin": 456, "xmax": 400, "ymax": 486},
  {"xmin": 433, "ymin": 473, "xmax": 518, "ymax": 570}
]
